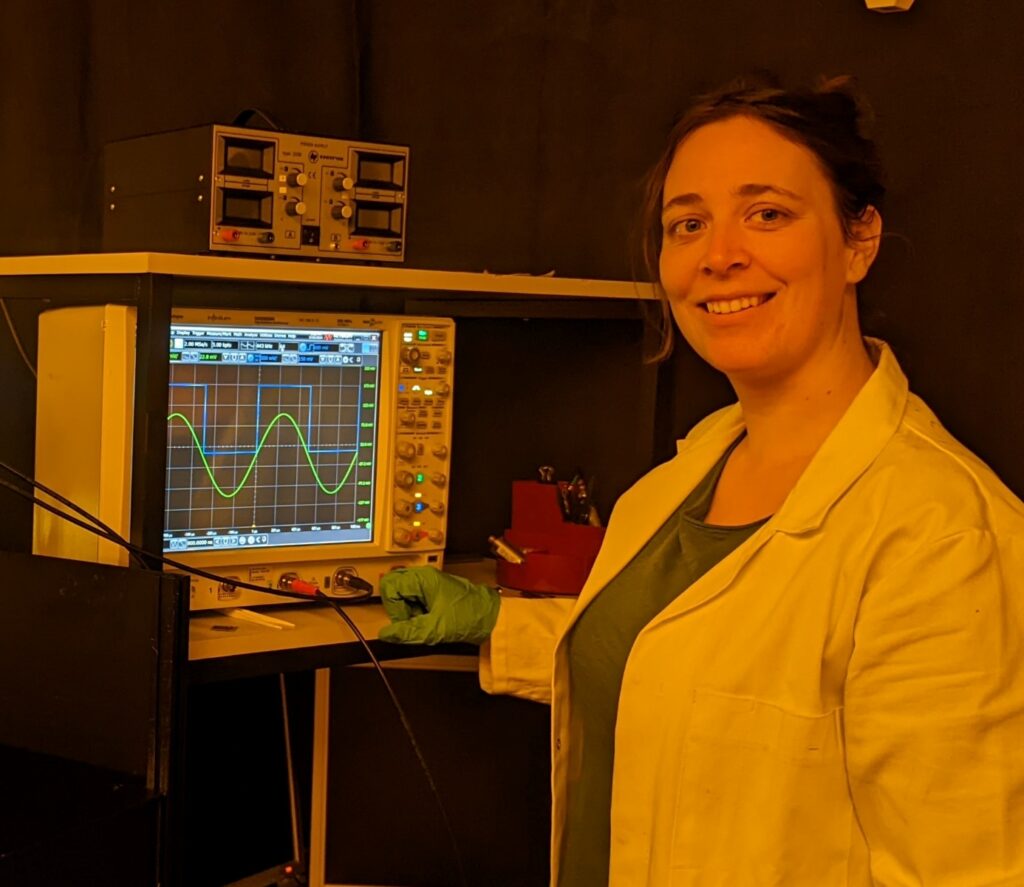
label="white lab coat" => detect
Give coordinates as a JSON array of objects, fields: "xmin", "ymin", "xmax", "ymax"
[{"xmin": 480, "ymin": 339, "xmax": 1024, "ymax": 885}]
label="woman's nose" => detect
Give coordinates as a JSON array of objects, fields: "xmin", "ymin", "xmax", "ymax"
[{"xmin": 699, "ymin": 224, "xmax": 750, "ymax": 276}]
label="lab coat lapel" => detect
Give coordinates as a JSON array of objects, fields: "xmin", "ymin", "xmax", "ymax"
[
  {"xmin": 647, "ymin": 338, "xmax": 910, "ymax": 626},
  {"xmin": 572, "ymin": 339, "xmax": 909, "ymax": 632}
]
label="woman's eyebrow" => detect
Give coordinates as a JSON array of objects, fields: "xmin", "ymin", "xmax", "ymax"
[
  {"xmin": 733, "ymin": 183, "xmax": 805, "ymax": 202},
  {"xmin": 662, "ymin": 183, "xmax": 805, "ymax": 216}
]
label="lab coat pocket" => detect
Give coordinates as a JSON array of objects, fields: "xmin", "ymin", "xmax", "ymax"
[{"xmin": 669, "ymin": 689, "xmax": 851, "ymax": 884}]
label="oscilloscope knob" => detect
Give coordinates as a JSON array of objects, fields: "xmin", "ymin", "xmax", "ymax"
[
  {"xmin": 428, "ymin": 530, "xmax": 445, "ymax": 545},
  {"xmin": 285, "ymin": 199, "xmax": 307, "ymax": 217},
  {"xmin": 394, "ymin": 500, "xmax": 413, "ymax": 518},
  {"xmin": 393, "ymin": 528, "xmax": 413, "ymax": 547},
  {"xmin": 435, "ymin": 382, "xmax": 451, "ymax": 397},
  {"xmin": 395, "ymin": 470, "xmax": 415, "ymax": 489},
  {"xmin": 396, "ymin": 442, "xmax": 416, "ymax": 460},
  {"xmin": 429, "ymin": 501, "xmax": 446, "ymax": 516},
  {"xmin": 400, "ymin": 346, "xmax": 421, "ymax": 366},
  {"xmin": 286, "ymin": 171, "xmax": 309, "ymax": 187},
  {"xmin": 437, "ymin": 350, "xmax": 453, "ymax": 365},
  {"xmin": 431, "ymin": 444, "xmax": 449, "ymax": 459},
  {"xmin": 399, "ymin": 410, "xmax": 416, "ymax": 427},
  {"xmin": 430, "ymin": 472, "xmax": 447, "ymax": 487}
]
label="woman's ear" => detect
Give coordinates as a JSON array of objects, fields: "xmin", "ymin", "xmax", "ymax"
[{"xmin": 845, "ymin": 206, "xmax": 882, "ymax": 285}]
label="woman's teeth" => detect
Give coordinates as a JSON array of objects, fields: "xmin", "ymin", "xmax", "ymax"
[{"xmin": 704, "ymin": 293, "xmax": 772, "ymax": 315}]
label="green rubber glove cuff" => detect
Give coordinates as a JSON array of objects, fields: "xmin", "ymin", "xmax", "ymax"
[{"xmin": 377, "ymin": 566, "xmax": 501, "ymax": 645}]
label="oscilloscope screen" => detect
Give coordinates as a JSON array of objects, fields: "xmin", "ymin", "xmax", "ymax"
[{"xmin": 163, "ymin": 323, "xmax": 381, "ymax": 554}]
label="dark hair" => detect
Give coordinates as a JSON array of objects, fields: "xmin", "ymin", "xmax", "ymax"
[{"xmin": 637, "ymin": 74, "xmax": 886, "ymax": 361}]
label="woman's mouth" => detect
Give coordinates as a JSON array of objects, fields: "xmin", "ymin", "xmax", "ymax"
[{"xmin": 702, "ymin": 292, "xmax": 776, "ymax": 315}]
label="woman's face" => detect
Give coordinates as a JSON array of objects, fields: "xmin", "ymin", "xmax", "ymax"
[{"xmin": 658, "ymin": 115, "xmax": 877, "ymax": 386}]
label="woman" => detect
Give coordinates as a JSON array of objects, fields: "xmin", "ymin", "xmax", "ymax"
[{"xmin": 379, "ymin": 77, "xmax": 1024, "ymax": 885}]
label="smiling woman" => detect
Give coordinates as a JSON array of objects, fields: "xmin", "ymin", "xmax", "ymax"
[
  {"xmin": 377, "ymin": 74, "xmax": 1024, "ymax": 886},
  {"xmin": 642, "ymin": 78, "xmax": 889, "ymax": 524}
]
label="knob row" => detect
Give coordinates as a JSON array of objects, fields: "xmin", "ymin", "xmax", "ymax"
[
  {"xmin": 393, "ymin": 528, "xmax": 444, "ymax": 546},
  {"xmin": 395, "ymin": 470, "xmax": 447, "ymax": 488},
  {"xmin": 396, "ymin": 442, "xmax": 449, "ymax": 461}
]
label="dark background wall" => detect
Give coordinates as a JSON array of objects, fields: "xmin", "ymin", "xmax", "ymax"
[{"xmin": 2, "ymin": 0, "xmax": 1023, "ymax": 553}]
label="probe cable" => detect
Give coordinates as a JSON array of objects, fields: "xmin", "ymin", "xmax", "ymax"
[
  {"xmin": 0, "ymin": 461, "xmax": 470, "ymax": 887},
  {"xmin": 0, "ymin": 298, "xmax": 37, "ymax": 380}
]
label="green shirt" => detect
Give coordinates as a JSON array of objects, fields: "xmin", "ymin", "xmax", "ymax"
[{"xmin": 558, "ymin": 435, "xmax": 768, "ymax": 886}]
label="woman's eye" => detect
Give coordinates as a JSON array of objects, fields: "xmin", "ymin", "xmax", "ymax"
[
  {"xmin": 752, "ymin": 207, "xmax": 788, "ymax": 224},
  {"xmin": 667, "ymin": 218, "xmax": 703, "ymax": 237}
]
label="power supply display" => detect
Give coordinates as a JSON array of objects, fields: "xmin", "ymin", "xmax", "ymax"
[{"xmin": 103, "ymin": 124, "xmax": 409, "ymax": 263}]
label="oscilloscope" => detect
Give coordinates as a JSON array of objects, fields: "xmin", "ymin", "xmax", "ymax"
[{"xmin": 32, "ymin": 304, "xmax": 455, "ymax": 609}]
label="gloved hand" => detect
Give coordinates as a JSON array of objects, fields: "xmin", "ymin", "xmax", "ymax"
[{"xmin": 377, "ymin": 566, "xmax": 501, "ymax": 645}]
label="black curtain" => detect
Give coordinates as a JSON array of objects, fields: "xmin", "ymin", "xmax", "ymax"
[
  {"xmin": 2, "ymin": 0, "xmax": 1023, "ymax": 555},
  {"xmin": 360, "ymin": 0, "xmax": 1024, "ymax": 492},
  {"xmin": 0, "ymin": 0, "xmax": 360, "ymax": 550}
]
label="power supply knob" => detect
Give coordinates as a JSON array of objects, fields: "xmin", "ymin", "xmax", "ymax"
[
  {"xmin": 430, "ymin": 472, "xmax": 447, "ymax": 487},
  {"xmin": 333, "ymin": 176, "xmax": 354, "ymax": 192},
  {"xmin": 395, "ymin": 470, "xmax": 415, "ymax": 489},
  {"xmin": 394, "ymin": 500, "xmax": 413, "ymax": 518},
  {"xmin": 286, "ymin": 171, "xmax": 308, "ymax": 187},
  {"xmin": 431, "ymin": 444, "xmax": 449, "ymax": 459},
  {"xmin": 285, "ymin": 200, "xmax": 307, "ymax": 216},
  {"xmin": 331, "ymin": 204, "xmax": 354, "ymax": 220},
  {"xmin": 435, "ymin": 382, "xmax": 451, "ymax": 397},
  {"xmin": 396, "ymin": 442, "xmax": 416, "ymax": 460},
  {"xmin": 392, "ymin": 528, "xmax": 413, "ymax": 547},
  {"xmin": 428, "ymin": 530, "xmax": 445, "ymax": 545},
  {"xmin": 400, "ymin": 346, "xmax": 421, "ymax": 366}
]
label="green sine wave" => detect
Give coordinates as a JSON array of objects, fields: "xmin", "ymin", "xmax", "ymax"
[{"xmin": 167, "ymin": 411, "xmax": 360, "ymax": 498}]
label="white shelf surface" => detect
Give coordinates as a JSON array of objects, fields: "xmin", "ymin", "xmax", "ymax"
[{"xmin": 0, "ymin": 252, "xmax": 657, "ymax": 300}]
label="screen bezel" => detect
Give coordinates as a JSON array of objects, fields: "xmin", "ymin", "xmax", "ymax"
[{"xmin": 163, "ymin": 307, "xmax": 398, "ymax": 573}]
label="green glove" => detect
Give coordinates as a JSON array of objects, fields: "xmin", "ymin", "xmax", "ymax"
[{"xmin": 377, "ymin": 566, "xmax": 501, "ymax": 645}]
